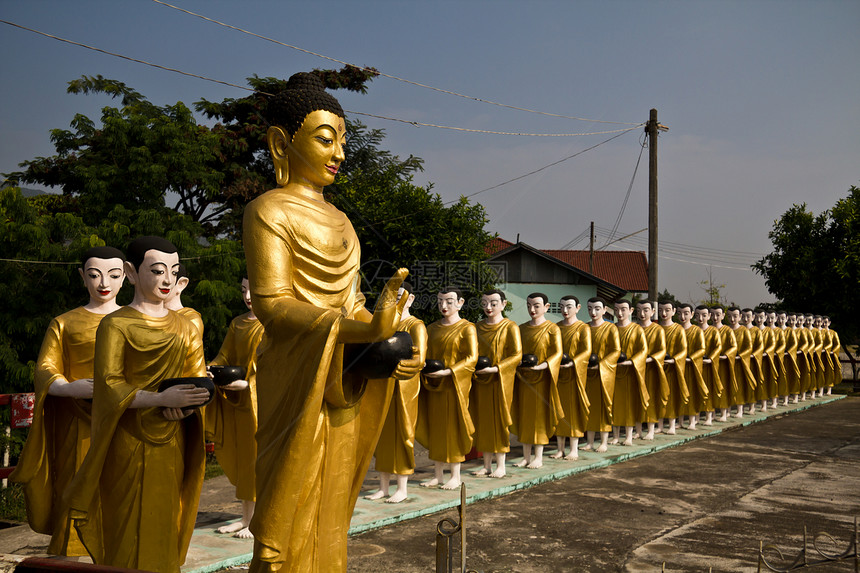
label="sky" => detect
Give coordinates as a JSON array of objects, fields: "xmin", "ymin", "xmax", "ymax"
[{"xmin": 2, "ymin": 0, "xmax": 858, "ymax": 308}]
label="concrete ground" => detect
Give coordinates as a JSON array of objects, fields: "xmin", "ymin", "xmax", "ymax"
[
  {"xmin": 0, "ymin": 394, "xmax": 856, "ymax": 572},
  {"xmin": 347, "ymin": 396, "xmax": 860, "ymax": 573}
]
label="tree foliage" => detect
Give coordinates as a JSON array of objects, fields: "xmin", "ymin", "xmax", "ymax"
[{"xmin": 753, "ymin": 185, "xmax": 860, "ymax": 347}]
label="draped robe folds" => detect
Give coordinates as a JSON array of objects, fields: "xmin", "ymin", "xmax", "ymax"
[
  {"xmin": 828, "ymin": 329, "xmax": 842, "ymax": 388},
  {"xmin": 700, "ymin": 327, "xmax": 723, "ymax": 412},
  {"xmin": 471, "ymin": 319, "xmax": 521, "ymax": 453},
  {"xmin": 373, "ymin": 316, "xmax": 427, "ymax": 474},
  {"xmin": 641, "ymin": 323, "xmax": 669, "ymax": 423},
  {"xmin": 732, "ymin": 326, "xmax": 756, "ymax": 405},
  {"xmin": 178, "ymin": 307, "xmax": 204, "ymax": 337},
  {"xmin": 612, "ymin": 324, "xmax": 649, "ymax": 427},
  {"xmin": 760, "ymin": 328, "xmax": 778, "ymax": 400},
  {"xmin": 682, "ymin": 325, "xmax": 707, "ymax": 416},
  {"xmin": 772, "ymin": 327, "xmax": 788, "ymax": 397},
  {"xmin": 10, "ymin": 307, "xmax": 102, "ymax": 556},
  {"xmin": 65, "ymin": 308, "xmax": 206, "ymax": 572},
  {"xmin": 512, "ymin": 321, "xmax": 563, "ymax": 445},
  {"xmin": 715, "ymin": 326, "xmax": 738, "ymax": 409},
  {"xmin": 783, "ymin": 328, "xmax": 802, "ymax": 395},
  {"xmin": 749, "ymin": 327, "xmax": 766, "ymax": 399},
  {"xmin": 243, "ymin": 188, "xmax": 393, "ymax": 573},
  {"xmin": 416, "ymin": 319, "xmax": 478, "ymax": 463},
  {"xmin": 585, "ymin": 322, "xmax": 620, "ymax": 432},
  {"xmin": 661, "ymin": 323, "xmax": 688, "ymax": 420},
  {"xmin": 819, "ymin": 329, "xmax": 835, "ymax": 387},
  {"xmin": 556, "ymin": 321, "xmax": 592, "ymax": 438},
  {"xmin": 810, "ymin": 328, "xmax": 826, "ymax": 389},
  {"xmin": 797, "ymin": 328, "xmax": 814, "ymax": 393},
  {"xmin": 206, "ymin": 313, "xmax": 264, "ymax": 501}
]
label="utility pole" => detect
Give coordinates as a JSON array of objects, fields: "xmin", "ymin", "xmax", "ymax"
[
  {"xmin": 589, "ymin": 221, "xmax": 595, "ymax": 275},
  {"xmin": 646, "ymin": 109, "xmax": 668, "ymax": 301}
]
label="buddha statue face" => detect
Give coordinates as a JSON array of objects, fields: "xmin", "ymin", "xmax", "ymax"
[
  {"xmin": 79, "ymin": 256, "xmax": 125, "ymax": 304},
  {"xmin": 268, "ymin": 109, "xmax": 346, "ymax": 191},
  {"xmin": 126, "ymin": 249, "xmax": 180, "ymax": 305}
]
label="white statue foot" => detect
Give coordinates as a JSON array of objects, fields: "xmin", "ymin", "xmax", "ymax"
[
  {"xmin": 564, "ymin": 452, "xmax": 579, "ymax": 461},
  {"xmin": 643, "ymin": 432, "xmax": 655, "ymax": 440},
  {"xmin": 420, "ymin": 478, "xmax": 440, "ymax": 488},
  {"xmin": 471, "ymin": 467, "xmax": 489, "ymax": 476},
  {"xmin": 608, "ymin": 438, "xmax": 619, "ymax": 445},
  {"xmin": 580, "ymin": 444, "xmax": 593, "ymax": 451},
  {"xmin": 596, "ymin": 443, "xmax": 609, "ymax": 453},
  {"xmin": 441, "ymin": 477, "xmax": 461, "ymax": 490},
  {"xmin": 514, "ymin": 459, "xmax": 529, "ymax": 468},
  {"xmin": 386, "ymin": 491, "xmax": 408, "ymax": 504},
  {"xmin": 489, "ymin": 468, "xmax": 506, "ymax": 478},
  {"xmin": 526, "ymin": 459, "xmax": 543, "ymax": 469},
  {"xmin": 665, "ymin": 428, "xmax": 676, "ymax": 435},
  {"xmin": 702, "ymin": 420, "xmax": 713, "ymax": 426},
  {"xmin": 622, "ymin": 439, "xmax": 633, "ymax": 447},
  {"xmin": 717, "ymin": 415, "xmax": 728, "ymax": 422},
  {"xmin": 549, "ymin": 451, "xmax": 564, "ymax": 459},
  {"xmin": 233, "ymin": 527, "xmax": 254, "ymax": 539},
  {"xmin": 217, "ymin": 521, "xmax": 247, "ymax": 534},
  {"xmin": 364, "ymin": 490, "xmax": 386, "ymax": 500}
]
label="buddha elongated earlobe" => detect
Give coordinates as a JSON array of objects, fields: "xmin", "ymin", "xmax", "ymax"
[{"xmin": 267, "ymin": 126, "xmax": 290, "ymax": 187}]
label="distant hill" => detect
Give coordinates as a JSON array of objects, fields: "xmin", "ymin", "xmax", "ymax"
[{"xmin": 14, "ymin": 187, "xmax": 59, "ymax": 198}]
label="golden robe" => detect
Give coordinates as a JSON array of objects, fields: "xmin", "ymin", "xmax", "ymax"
[
  {"xmin": 749, "ymin": 326, "xmax": 766, "ymax": 400},
  {"xmin": 556, "ymin": 320, "xmax": 592, "ymax": 438},
  {"xmin": 373, "ymin": 316, "xmax": 427, "ymax": 474},
  {"xmin": 641, "ymin": 323, "xmax": 669, "ymax": 423},
  {"xmin": 613, "ymin": 323, "xmax": 649, "ymax": 427},
  {"xmin": 585, "ymin": 322, "xmax": 620, "ymax": 432},
  {"xmin": 716, "ymin": 325, "xmax": 738, "ymax": 409},
  {"xmin": 796, "ymin": 327, "xmax": 814, "ymax": 393},
  {"xmin": 243, "ymin": 188, "xmax": 392, "ymax": 573},
  {"xmin": 10, "ymin": 307, "xmax": 102, "ymax": 556},
  {"xmin": 732, "ymin": 326, "xmax": 756, "ymax": 405},
  {"xmin": 177, "ymin": 306, "xmax": 204, "ymax": 337},
  {"xmin": 828, "ymin": 329, "xmax": 842, "ymax": 388},
  {"xmin": 662, "ymin": 323, "xmax": 688, "ymax": 420},
  {"xmin": 416, "ymin": 319, "xmax": 478, "ymax": 463},
  {"xmin": 471, "ymin": 318, "xmax": 521, "ymax": 453},
  {"xmin": 701, "ymin": 326, "xmax": 723, "ymax": 412},
  {"xmin": 772, "ymin": 327, "xmax": 787, "ymax": 397},
  {"xmin": 65, "ymin": 307, "xmax": 205, "ymax": 572},
  {"xmin": 512, "ymin": 321, "xmax": 563, "ymax": 445},
  {"xmin": 206, "ymin": 312, "xmax": 264, "ymax": 501},
  {"xmin": 682, "ymin": 325, "xmax": 707, "ymax": 416},
  {"xmin": 760, "ymin": 328, "xmax": 778, "ymax": 400},
  {"xmin": 783, "ymin": 327, "xmax": 802, "ymax": 395},
  {"xmin": 811, "ymin": 328, "xmax": 827, "ymax": 390}
]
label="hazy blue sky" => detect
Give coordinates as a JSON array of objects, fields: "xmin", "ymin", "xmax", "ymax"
[{"xmin": 2, "ymin": 0, "xmax": 858, "ymax": 307}]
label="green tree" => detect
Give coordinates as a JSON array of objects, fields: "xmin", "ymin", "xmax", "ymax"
[{"xmin": 753, "ymin": 185, "xmax": 860, "ymax": 364}]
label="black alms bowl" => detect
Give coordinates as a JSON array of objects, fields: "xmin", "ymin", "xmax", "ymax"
[
  {"xmin": 344, "ymin": 331, "xmax": 414, "ymax": 379},
  {"xmin": 422, "ymin": 359, "xmax": 445, "ymax": 375},
  {"xmin": 158, "ymin": 376, "xmax": 215, "ymax": 408},
  {"xmin": 588, "ymin": 353, "xmax": 599, "ymax": 368},
  {"xmin": 618, "ymin": 352, "xmax": 628, "ymax": 363},
  {"xmin": 476, "ymin": 355, "xmax": 492, "ymax": 370},
  {"xmin": 520, "ymin": 354, "xmax": 538, "ymax": 368},
  {"xmin": 208, "ymin": 365, "xmax": 247, "ymax": 386},
  {"xmin": 561, "ymin": 353, "xmax": 572, "ymax": 366}
]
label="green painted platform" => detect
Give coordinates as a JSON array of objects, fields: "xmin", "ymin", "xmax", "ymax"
[{"xmin": 181, "ymin": 393, "xmax": 845, "ymax": 572}]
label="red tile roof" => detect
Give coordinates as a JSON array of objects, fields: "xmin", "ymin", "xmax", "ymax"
[{"xmin": 486, "ymin": 237, "xmax": 649, "ymax": 292}]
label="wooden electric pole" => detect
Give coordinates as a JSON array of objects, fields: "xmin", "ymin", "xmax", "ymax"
[{"xmin": 647, "ymin": 109, "xmax": 659, "ymax": 301}]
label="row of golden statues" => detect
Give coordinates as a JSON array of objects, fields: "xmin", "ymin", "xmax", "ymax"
[{"xmin": 9, "ymin": 73, "xmax": 843, "ymax": 573}]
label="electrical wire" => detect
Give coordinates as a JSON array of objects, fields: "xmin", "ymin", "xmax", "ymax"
[
  {"xmin": 150, "ymin": 0, "xmax": 642, "ymax": 126},
  {"xmin": 602, "ymin": 137, "xmax": 646, "ymax": 248},
  {"xmin": 0, "ymin": 19, "xmax": 638, "ymax": 138}
]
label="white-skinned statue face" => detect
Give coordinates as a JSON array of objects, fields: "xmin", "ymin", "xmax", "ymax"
[
  {"xmin": 125, "ymin": 250, "xmax": 181, "ymax": 306},
  {"xmin": 658, "ymin": 303, "xmax": 676, "ymax": 325},
  {"xmin": 437, "ymin": 291, "xmax": 464, "ymax": 319},
  {"xmin": 728, "ymin": 309, "xmax": 742, "ymax": 328},
  {"xmin": 679, "ymin": 306, "xmax": 693, "ymax": 326},
  {"xmin": 526, "ymin": 296, "xmax": 550, "ymax": 323},
  {"xmin": 587, "ymin": 301, "xmax": 605, "ymax": 323},
  {"xmin": 79, "ymin": 257, "xmax": 125, "ymax": 304},
  {"xmin": 480, "ymin": 293, "xmax": 505, "ymax": 320},
  {"xmin": 636, "ymin": 302, "xmax": 655, "ymax": 325},
  {"xmin": 559, "ymin": 298, "xmax": 581, "ymax": 322},
  {"xmin": 695, "ymin": 308, "xmax": 711, "ymax": 327},
  {"xmin": 614, "ymin": 302, "xmax": 632, "ymax": 325}
]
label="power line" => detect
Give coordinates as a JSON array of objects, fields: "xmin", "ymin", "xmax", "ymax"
[
  {"xmin": 0, "ymin": 19, "xmax": 638, "ymax": 138},
  {"xmin": 150, "ymin": 0, "xmax": 642, "ymax": 126},
  {"xmin": 603, "ymin": 138, "xmax": 646, "ymax": 248},
  {"xmin": 592, "ymin": 225, "xmax": 767, "ymax": 258}
]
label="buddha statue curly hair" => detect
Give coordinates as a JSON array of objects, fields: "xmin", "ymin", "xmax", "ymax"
[{"xmin": 263, "ymin": 72, "xmax": 345, "ymax": 138}]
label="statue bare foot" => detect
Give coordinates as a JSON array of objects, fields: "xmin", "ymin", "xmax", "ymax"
[
  {"xmin": 643, "ymin": 432, "xmax": 655, "ymax": 440},
  {"xmin": 608, "ymin": 438, "xmax": 619, "ymax": 446},
  {"xmin": 471, "ymin": 467, "xmax": 489, "ymax": 476},
  {"xmin": 717, "ymin": 415, "xmax": 728, "ymax": 422},
  {"xmin": 580, "ymin": 444, "xmax": 593, "ymax": 451},
  {"xmin": 234, "ymin": 527, "xmax": 254, "ymax": 539},
  {"xmin": 489, "ymin": 468, "xmax": 506, "ymax": 478},
  {"xmin": 514, "ymin": 459, "xmax": 529, "ymax": 468},
  {"xmin": 217, "ymin": 521, "xmax": 246, "ymax": 534},
  {"xmin": 526, "ymin": 459, "xmax": 543, "ymax": 469},
  {"xmin": 420, "ymin": 478, "xmax": 440, "ymax": 488},
  {"xmin": 596, "ymin": 443, "xmax": 608, "ymax": 453},
  {"xmin": 386, "ymin": 491, "xmax": 408, "ymax": 504},
  {"xmin": 365, "ymin": 490, "xmax": 386, "ymax": 500},
  {"xmin": 622, "ymin": 438, "xmax": 634, "ymax": 446},
  {"xmin": 563, "ymin": 453, "xmax": 579, "ymax": 461},
  {"xmin": 665, "ymin": 428, "xmax": 676, "ymax": 435},
  {"xmin": 549, "ymin": 451, "xmax": 564, "ymax": 459},
  {"xmin": 441, "ymin": 477, "xmax": 461, "ymax": 490}
]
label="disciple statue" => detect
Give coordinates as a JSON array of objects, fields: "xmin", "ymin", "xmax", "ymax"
[
  {"xmin": 711, "ymin": 306, "xmax": 738, "ymax": 422},
  {"xmin": 554, "ymin": 295, "xmax": 592, "ymax": 458},
  {"xmin": 679, "ymin": 303, "xmax": 707, "ymax": 430},
  {"xmin": 636, "ymin": 301, "xmax": 668, "ymax": 440},
  {"xmin": 206, "ymin": 278, "xmax": 262, "ymax": 537},
  {"xmin": 727, "ymin": 307, "xmax": 755, "ymax": 418},
  {"xmin": 471, "ymin": 289, "xmax": 522, "ymax": 477},
  {"xmin": 65, "ymin": 236, "xmax": 211, "ymax": 571},
  {"xmin": 657, "ymin": 300, "xmax": 688, "ymax": 434},
  {"xmin": 11, "ymin": 246, "xmax": 126, "ymax": 556},
  {"xmin": 366, "ymin": 282, "xmax": 428, "ymax": 502},
  {"xmin": 583, "ymin": 297, "xmax": 620, "ymax": 452},
  {"xmin": 696, "ymin": 305, "xmax": 722, "ymax": 426},
  {"xmin": 612, "ymin": 300, "xmax": 648, "ymax": 446},
  {"xmin": 417, "ymin": 288, "xmax": 478, "ymax": 489},
  {"xmin": 241, "ymin": 73, "xmax": 421, "ymax": 572}
]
